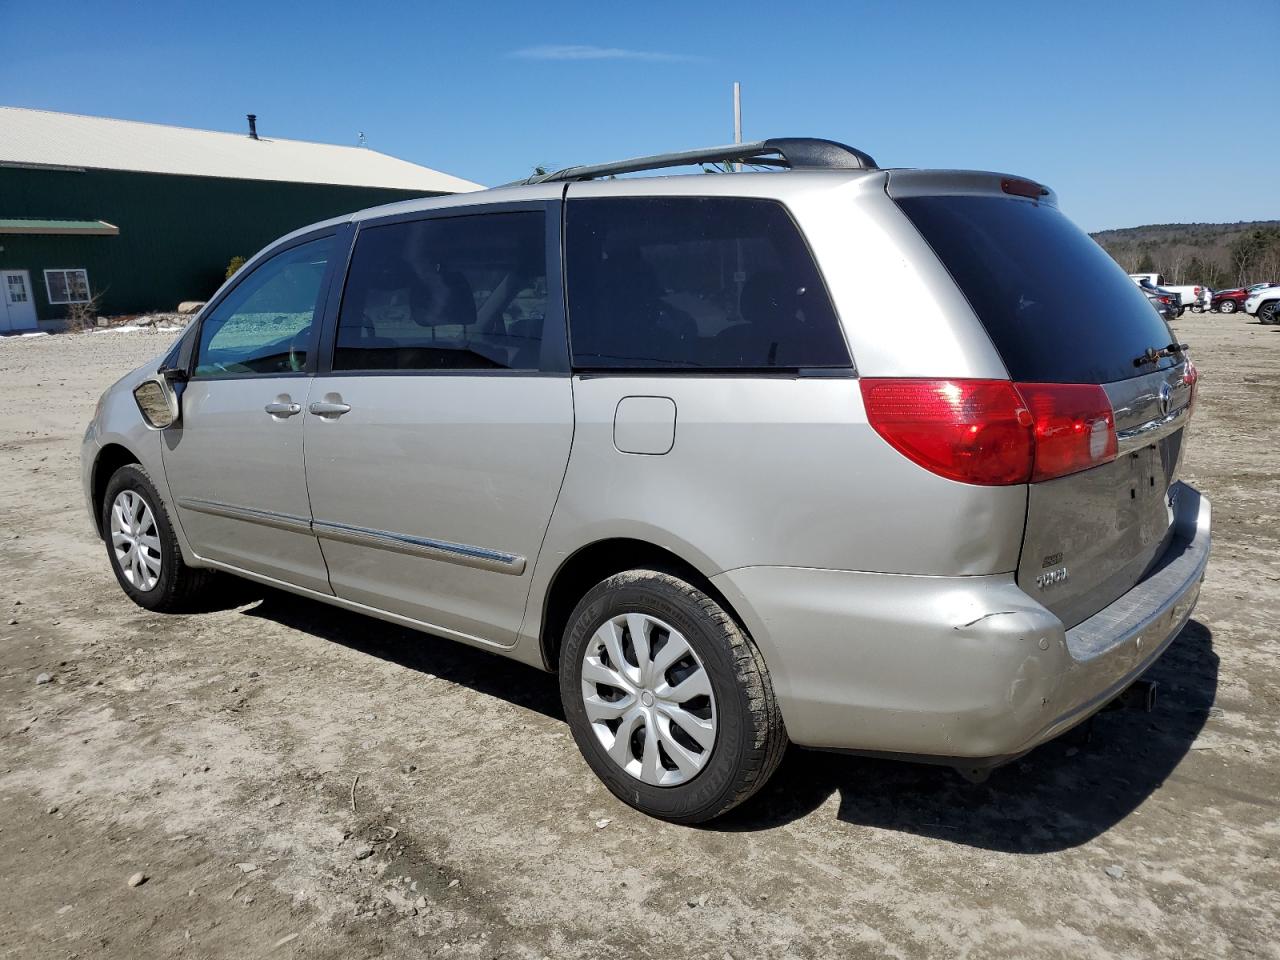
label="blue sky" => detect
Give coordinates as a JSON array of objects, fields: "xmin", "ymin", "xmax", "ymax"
[{"xmin": 4, "ymin": 0, "xmax": 1276, "ymax": 231}]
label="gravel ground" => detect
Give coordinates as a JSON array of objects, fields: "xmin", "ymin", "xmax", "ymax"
[{"xmin": 0, "ymin": 314, "xmax": 1277, "ymax": 960}]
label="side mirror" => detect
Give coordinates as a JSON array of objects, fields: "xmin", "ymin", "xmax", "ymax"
[{"xmin": 133, "ymin": 375, "xmax": 181, "ymax": 429}]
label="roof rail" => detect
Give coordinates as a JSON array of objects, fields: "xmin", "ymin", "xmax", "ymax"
[{"xmin": 520, "ymin": 137, "xmax": 877, "ymax": 185}]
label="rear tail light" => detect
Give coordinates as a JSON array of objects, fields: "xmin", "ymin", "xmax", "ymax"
[
  {"xmin": 1184, "ymin": 359, "xmax": 1199, "ymax": 410},
  {"xmin": 861, "ymin": 378, "xmax": 1117, "ymax": 486},
  {"xmin": 1015, "ymin": 383, "xmax": 1118, "ymax": 482}
]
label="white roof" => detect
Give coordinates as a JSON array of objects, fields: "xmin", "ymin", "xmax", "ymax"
[{"xmin": 0, "ymin": 106, "xmax": 483, "ymax": 193}]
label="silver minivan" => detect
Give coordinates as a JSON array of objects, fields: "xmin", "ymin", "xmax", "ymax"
[{"xmin": 82, "ymin": 139, "xmax": 1211, "ymax": 822}]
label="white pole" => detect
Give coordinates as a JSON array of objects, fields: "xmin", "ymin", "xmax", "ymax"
[{"xmin": 732, "ymin": 81, "xmax": 742, "ymax": 172}]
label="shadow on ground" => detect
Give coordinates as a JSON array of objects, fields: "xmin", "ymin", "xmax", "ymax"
[
  {"xmin": 220, "ymin": 582, "xmax": 1216, "ymax": 854},
  {"xmin": 718, "ymin": 619, "xmax": 1218, "ymax": 851}
]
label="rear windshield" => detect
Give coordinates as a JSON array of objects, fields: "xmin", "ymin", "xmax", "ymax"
[
  {"xmin": 897, "ymin": 195, "xmax": 1177, "ymax": 384},
  {"xmin": 565, "ymin": 197, "xmax": 850, "ymax": 370}
]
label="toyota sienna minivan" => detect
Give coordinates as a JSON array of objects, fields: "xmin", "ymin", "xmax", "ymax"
[{"xmin": 83, "ymin": 138, "xmax": 1210, "ymax": 823}]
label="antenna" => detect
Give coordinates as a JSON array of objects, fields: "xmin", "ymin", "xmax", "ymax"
[
  {"xmin": 357, "ymin": 131, "xmax": 368, "ymax": 148},
  {"xmin": 732, "ymin": 82, "xmax": 742, "ymax": 172}
]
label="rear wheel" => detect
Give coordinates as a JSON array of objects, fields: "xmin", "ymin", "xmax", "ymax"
[
  {"xmin": 101, "ymin": 464, "xmax": 215, "ymax": 611},
  {"xmin": 559, "ymin": 569, "xmax": 786, "ymax": 823},
  {"xmin": 1220, "ymin": 300, "xmax": 1237, "ymax": 314}
]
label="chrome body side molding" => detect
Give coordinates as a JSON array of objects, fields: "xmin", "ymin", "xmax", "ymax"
[
  {"xmin": 177, "ymin": 497, "xmax": 526, "ymax": 576},
  {"xmin": 178, "ymin": 497, "xmax": 313, "ymax": 535},
  {"xmin": 311, "ymin": 520, "xmax": 526, "ymax": 575}
]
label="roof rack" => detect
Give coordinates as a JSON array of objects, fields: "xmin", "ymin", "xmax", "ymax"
[{"xmin": 520, "ymin": 137, "xmax": 877, "ymax": 185}]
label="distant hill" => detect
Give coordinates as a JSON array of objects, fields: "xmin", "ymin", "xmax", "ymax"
[{"xmin": 1090, "ymin": 220, "xmax": 1280, "ymax": 288}]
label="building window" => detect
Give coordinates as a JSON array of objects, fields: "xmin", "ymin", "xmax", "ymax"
[
  {"xmin": 44, "ymin": 269, "xmax": 91, "ymax": 305},
  {"xmin": 6, "ymin": 274, "xmax": 29, "ymax": 303}
]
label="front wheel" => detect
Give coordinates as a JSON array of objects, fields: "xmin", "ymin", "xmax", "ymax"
[
  {"xmin": 1259, "ymin": 302, "xmax": 1278, "ymax": 324},
  {"xmin": 101, "ymin": 464, "xmax": 215, "ymax": 611},
  {"xmin": 559, "ymin": 569, "xmax": 787, "ymax": 823},
  {"xmin": 1219, "ymin": 300, "xmax": 1237, "ymax": 314}
]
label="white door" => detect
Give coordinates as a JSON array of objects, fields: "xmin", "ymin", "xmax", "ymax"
[{"xmin": 1, "ymin": 271, "xmax": 38, "ymax": 332}]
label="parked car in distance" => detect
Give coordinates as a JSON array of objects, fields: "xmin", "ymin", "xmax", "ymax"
[
  {"xmin": 1128, "ymin": 273, "xmax": 1202, "ymax": 314},
  {"xmin": 1215, "ymin": 282, "xmax": 1278, "ymax": 313},
  {"xmin": 1212, "ymin": 288, "xmax": 1248, "ymax": 313},
  {"xmin": 1144, "ymin": 289, "xmax": 1178, "ymax": 321},
  {"xmin": 82, "ymin": 138, "xmax": 1210, "ymax": 823},
  {"xmin": 1244, "ymin": 285, "xmax": 1280, "ymax": 323},
  {"xmin": 1133, "ymin": 277, "xmax": 1185, "ymax": 317}
]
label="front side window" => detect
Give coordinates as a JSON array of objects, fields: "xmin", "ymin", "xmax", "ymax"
[
  {"xmin": 565, "ymin": 197, "xmax": 849, "ymax": 370},
  {"xmin": 45, "ymin": 269, "xmax": 90, "ymax": 304},
  {"xmin": 194, "ymin": 236, "xmax": 333, "ymax": 378},
  {"xmin": 334, "ymin": 211, "xmax": 547, "ymax": 372}
]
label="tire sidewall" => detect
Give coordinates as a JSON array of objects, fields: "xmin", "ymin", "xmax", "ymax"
[
  {"xmin": 101, "ymin": 465, "xmax": 183, "ymax": 611},
  {"xmin": 559, "ymin": 573, "xmax": 756, "ymax": 822}
]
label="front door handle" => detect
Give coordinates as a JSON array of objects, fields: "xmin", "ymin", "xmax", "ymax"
[
  {"xmin": 309, "ymin": 400, "xmax": 351, "ymax": 418},
  {"xmin": 264, "ymin": 400, "xmax": 302, "ymax": 418}
]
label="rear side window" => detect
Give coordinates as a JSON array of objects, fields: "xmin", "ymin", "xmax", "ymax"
[
  {"xmin": 565, "ymin": 197, "xmax": 849, "ymax": 370},
  {"xmin": 897, "ymin": 195, "xmax": 1177, "ymax": 384},
  {"xmin": 335, "ymin": 211, "xmax": 547, "ymax": 372}
]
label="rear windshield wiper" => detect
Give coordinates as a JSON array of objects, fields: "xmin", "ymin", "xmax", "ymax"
[{"xmin": 1133, "ymin": 342, "xmax": 1188, "ymax": 367}]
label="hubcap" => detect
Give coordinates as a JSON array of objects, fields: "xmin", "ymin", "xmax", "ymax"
[
  {"xmin": 580, "ymin": 612, "xmax": 717, "ymax": 787},
  {"xmin": 109, "ymin": 490, "xmax": 162, "ymax": 592}
]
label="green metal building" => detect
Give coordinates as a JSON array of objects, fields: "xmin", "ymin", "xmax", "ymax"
[{"xmin": 0, "ymin": 107, "xmax": 481, "ymax": 331}]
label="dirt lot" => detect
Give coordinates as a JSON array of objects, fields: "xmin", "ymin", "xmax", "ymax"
[{"xmin": 1, "ymin": 314, "xmax": 1277, "ymax": 960}]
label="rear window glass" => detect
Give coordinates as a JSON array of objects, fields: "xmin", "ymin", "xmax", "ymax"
[
  {"xmin": 565, "ymin": 197, "xmax": 849, "ymax": 370},
  {"xmin": 897, "ymin": 195, "xmax": 1177, "ymax": 384}
]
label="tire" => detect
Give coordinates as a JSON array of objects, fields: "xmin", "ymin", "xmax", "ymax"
[
  {"xmin": 1175, "ymin": 306, "xmax": 1185, "ymax": 318},
  {"xmin": 559, "ymin": 569, "xmax": 787, "ymax": 823},
  {"xmin": 1259, "ymin": 302, "xmax": 1278, "ymax": 325},
  {"xmin": 1219, "ymin": 300, "xmax": 1237, "ymax": 314},
  {"xmin": 1191, "ymin": 305, "xmax": 1204, "ymax": 313},
  {"xmin": 101, "ymin": 464, "xmax": 215, "ymax": 612}
]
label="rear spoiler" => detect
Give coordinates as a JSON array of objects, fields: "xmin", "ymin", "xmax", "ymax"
[{"xmin": 885, "ymin": 169, "xmax": 1058, "ymax": 207}]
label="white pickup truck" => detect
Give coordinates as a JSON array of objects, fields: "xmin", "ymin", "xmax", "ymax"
[{"xmin": 1128, "ymin": 274, "xmax": 1209, "ymax": 312}]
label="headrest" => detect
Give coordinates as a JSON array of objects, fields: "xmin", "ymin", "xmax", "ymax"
[{"xmin": 411, "ymin": 269, "xmax": 476, "ymax": 328}]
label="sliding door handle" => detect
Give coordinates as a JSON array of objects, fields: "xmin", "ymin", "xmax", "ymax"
[
  {"xmin": 309, "ymin": 400, "xmax": 351, "ymax": 418},
  {"xmin": 264, "ymin": 401, "xmax": 301, "ymax": 418}
]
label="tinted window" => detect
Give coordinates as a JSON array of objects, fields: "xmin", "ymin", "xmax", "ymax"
[
  {"xmin": 194, "ymin": 237, "xmax": 333, "ymax": 378},
  {"xmin": 897, "ymin": 196, "xmax": 1177, "ymax": 384},
  {"xmin": 335, "ymin": 212, "xmax": 546, "ymax": 371},
  {"xmin": 565, "ymin": 197, "xmax": 849, "ymax": 369}
]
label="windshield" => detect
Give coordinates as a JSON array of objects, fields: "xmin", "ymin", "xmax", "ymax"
[{"xmin": 897, "ymin": 195, "xmax": 1178, "ymax": 384}]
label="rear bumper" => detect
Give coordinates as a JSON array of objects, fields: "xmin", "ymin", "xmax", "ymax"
[{"xmin": 712, "ymin": 482, "xmax": 1211, "ymax": 762}]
